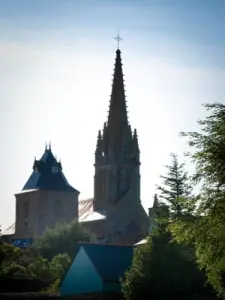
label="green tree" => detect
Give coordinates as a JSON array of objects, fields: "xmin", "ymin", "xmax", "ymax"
[
  {"xmin": 157, "ymin": 153, "xmax": 195, "ymax": 218},
  {"xmin": 170, "ymin": 103, "xmax": 225, "ymax": 298},
  {"xmin": 0, "ymin": 241, "xmax": 71, "ymax": 281},
  {"xmin": 27, "ymin": 253, "xmax": 71, "ymax": 280},
  {"xmin": 27, "ymin": 256, "xmax": 52, "ymax": 279},
  {"xmin": 49, "ymin": 253, "xmax": 71, "ymax": 280},
  {"xmin": 0, "ymin": 242, "xmax": 21, "ymax": 273},
  {"xmin": 122, "ymin": 223, "xmax": 206, "ymax": 300},
  {"xmin": 35, "ymin": 220, "xmax": 91, "ymax": 260},
  {"xmin": 0, "ymin": 242, "xmax": 38, "ymax": 278}
]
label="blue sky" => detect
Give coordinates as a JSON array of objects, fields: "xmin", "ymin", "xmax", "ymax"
[{"xmin": 0, "ymin": 0, "xmax": 225, "ymax": 229}]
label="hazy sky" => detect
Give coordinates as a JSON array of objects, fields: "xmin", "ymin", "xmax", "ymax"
[{"xmin": 0, "ymin": 0, "xmax": 225, "ymax": 229}]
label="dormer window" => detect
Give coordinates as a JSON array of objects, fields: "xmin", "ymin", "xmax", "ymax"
[
  {"xmin": 102, "ymin": 152, "xmax": 104, "ymax": 157},
  {"xmin": 52, "ymin": 166, "xmax": 58, "ymax": 173}
]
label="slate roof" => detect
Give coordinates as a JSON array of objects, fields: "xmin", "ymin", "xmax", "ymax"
[
  {"xmin": 78, "ymin": 198, "xmax": 93, "ymax": 221},
  {"xmin": 80, "ymin": 243, "xmax": 133, "ymax": 281},
  {"xmin": 22, "ymin": 146, "xmax": 78, "ymax": 192},
  {"xmin": 12, "ymin": 237, "xmax": 34, "ymax": 248}
]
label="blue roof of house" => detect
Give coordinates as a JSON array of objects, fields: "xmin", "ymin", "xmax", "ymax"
[
  {"xmin": 12, "ymin": 237, "xmax": 34, "ymax": 248},
  {"xmin": 81, "ymin": 243, "xmax": 133, "ymax": 281},
  {"xmin": 22, "ymin": 146, "xmax": 78, "ymax": 193}
]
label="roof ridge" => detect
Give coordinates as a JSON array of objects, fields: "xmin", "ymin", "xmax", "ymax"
[{"xmin": 79, "ymin": 242, "xmax": 133, "ymax": 247}]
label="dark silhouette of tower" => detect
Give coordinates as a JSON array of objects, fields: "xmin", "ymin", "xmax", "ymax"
[{"xmin": 92, "ymin": 48, "xmax": 148, "ymax": 244}]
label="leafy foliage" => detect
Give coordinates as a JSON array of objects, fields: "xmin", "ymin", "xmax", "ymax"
[
  {"xmin": 0, "ymin": 220, "xmax": 86, "ymax": 288},
  {"xmin": 122, "ymin": 223, "xmax": 206, "ymax": 300},
  {"xmin": 122, "ymin": 151, "xmax": 209, "ymax": 300},
  {"xmin": 27, "ymin": 253, "xmax": 71, "ymax": 280},
  {"xmin": 0, "ymin": 241, "xmax": 71, "ymax": 282},
  {"xmin": 0, "ymin": 241, "xmax": 21, "ymax": 267},
  {"xmin": 0, "ymin": 242, "xmax": 36, "ymax": 278},
  {"xmin": 41, "ymin": 278, "xmax": 60, "ymax": 295},
  {"xmin": 49, "ymin": 253, "xmax": 71, "ymax": 280},
  {"xmin": 170, "ymin": 103, "xmax": 225, "ymax": 298},
  {"xmin": 27, "ymin": 256, "xmax": 52, "ymax": 279},
  {"xmin": 35, "ymin": 220, "xmax": 91, "ymax": 260},
  {"xmin": 181, "ymin": 103, "xmax": 225, "ymax": 191}
]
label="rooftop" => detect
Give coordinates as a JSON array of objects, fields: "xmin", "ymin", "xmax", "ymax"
[
  {"xmin": 69, "ymin": 242, "xmax": 133, "ymax": 282},
  {"xmin": 22, "ymin": 145, "xmax": 78, "ymax": 193}
]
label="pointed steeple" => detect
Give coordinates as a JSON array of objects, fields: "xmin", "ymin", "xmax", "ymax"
[{"xmin": 107, "ymin": 49, "xmax": 128, "ymax": 129}]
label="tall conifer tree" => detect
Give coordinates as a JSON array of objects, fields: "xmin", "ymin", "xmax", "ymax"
[{"xmin": 157, "ymin": 153, "xmax": 193, "ymax": 218}]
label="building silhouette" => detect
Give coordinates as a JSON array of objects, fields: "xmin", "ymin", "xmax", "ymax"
[{"xmin": 2, "ymin": 47, "xmax": 149, "ymax": 245}]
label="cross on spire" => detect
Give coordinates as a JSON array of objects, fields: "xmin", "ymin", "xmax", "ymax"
[{"xmin": 114, "ymin": 32, "xmax": 123, "ymax": 49}]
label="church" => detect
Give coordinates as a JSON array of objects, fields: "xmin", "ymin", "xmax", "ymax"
[{"xmin": 2, "ymin": 45, "xmax": 149, "ymax": 246}]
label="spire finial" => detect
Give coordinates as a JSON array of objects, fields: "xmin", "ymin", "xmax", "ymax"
[
  {"xmin": 114, "ymin": 30, "xmax": 123, "ymax": 50},
  {"xmin": 45, "ymin": 141, "xmax": 48, "ymax": 150},
  {"xmin": 49, "ymin": 141, "xmax": 51, "ymax": 150}
]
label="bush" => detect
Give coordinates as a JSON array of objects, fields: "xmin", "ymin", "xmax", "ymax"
[{"xmin": 35, "ymin": 220, "xmax": 91, "ymax": 260}]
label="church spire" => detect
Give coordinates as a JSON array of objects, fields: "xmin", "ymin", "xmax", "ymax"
[{"xmin": 107, "ymin": 49, "xmax": 128, "ymax": 129}]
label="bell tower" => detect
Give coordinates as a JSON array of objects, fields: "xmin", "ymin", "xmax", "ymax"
[{"xmin": 14, "ymin": 144, "xmax": 79, "ymax": 238}]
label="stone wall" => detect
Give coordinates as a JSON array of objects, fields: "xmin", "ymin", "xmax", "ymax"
[
  {"xmin": 37, "ymin": 191, "xmax": 78, "ymax": 236},
  {"xmin": 15, "ymin": 190, "xmax": 78, "ymax": 238}
]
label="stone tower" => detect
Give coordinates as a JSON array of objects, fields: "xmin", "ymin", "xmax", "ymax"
[
  {"xmin": 14, "ymin": 144, "xmax": 79, "ymax": 239},
  {"xmin": 91, "ymin": 48, "xmax": 148, "ymax": 244}
]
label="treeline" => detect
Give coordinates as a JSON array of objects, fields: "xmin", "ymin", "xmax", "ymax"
[
  {"xmin": 122, "ymin": 103, "xmax": 225, "ymax": 300},
  {"xmin": 0, "ymin": 221, "xmax": 91, "ymax": 293}
]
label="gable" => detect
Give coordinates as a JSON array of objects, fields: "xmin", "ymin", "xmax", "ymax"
[
  {"xmin": 60, "ymin": 247, "xmax": 102, "ymax": 296},
  {"xmin": 82, "ymin": 244, "xmax": 133, "ymax": 282}
]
